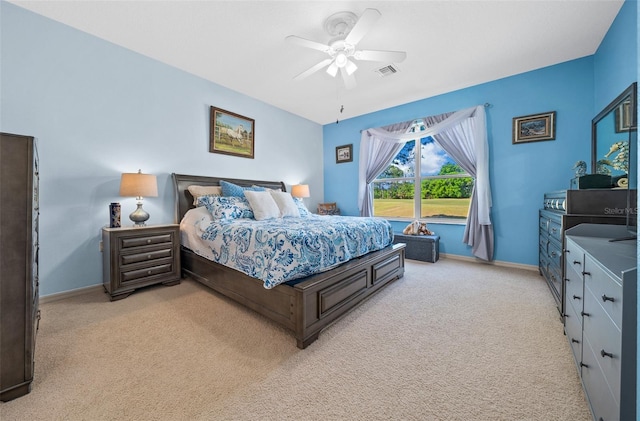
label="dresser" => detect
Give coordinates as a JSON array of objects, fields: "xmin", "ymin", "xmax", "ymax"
[
  {"xmin": 539, "ymin": 189, "xmax": 631, "ymax": 316},
  {"xmin": 102, "ymin": 224, "xmax": 181, "ymax": 300},
  {"xmin": 564, "ymin": 224, "xmax": 636, "ymax": 421},
  {"xmin": 0, "ymin": 133, "xmax": 39, "ymax": 401}
]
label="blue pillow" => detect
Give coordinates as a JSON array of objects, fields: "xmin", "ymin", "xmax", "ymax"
[
  {"xmin": 197, "ymin": 195, "xmax": 254, "ymax": 220},
  {"xmin": 220, "ymin": 180, "xmax": 265, "ymax": 197},
  {"xmin": 293, "ymin": 197, "xmax": 311, "ymax": 217}
]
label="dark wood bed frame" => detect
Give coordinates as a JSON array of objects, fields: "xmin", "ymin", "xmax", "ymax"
[{"xmin": 172, "ymin": 173, "xmax": 406, "ymax": 348}]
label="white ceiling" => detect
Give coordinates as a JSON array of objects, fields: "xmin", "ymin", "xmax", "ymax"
[{"xmin": 9, "ymin": 1, "xmax": 624, "ymax": 125}]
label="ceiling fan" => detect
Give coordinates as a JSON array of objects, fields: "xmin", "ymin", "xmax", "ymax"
[{"xmin": 286, "ymin": 8, "xmax": 407, "ymax": 89}]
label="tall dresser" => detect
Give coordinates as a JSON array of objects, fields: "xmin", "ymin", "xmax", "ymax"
[
  {"xmin": 539, "ymin": 189, "xmax": 631, "ymax": 317},
  {"xmin": 563, "ymin": 224, "xmax": 636, "ymax": 421},
  {"xmin": 0, "ymin": 133, "xmax": 40, "ymax": 402}
]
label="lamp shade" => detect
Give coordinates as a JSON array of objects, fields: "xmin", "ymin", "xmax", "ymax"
[
  {"xmin": 119, "ymin": 170, "xmax": 158, "ymax": 198},
  {"xmin": 291, "ymin": 184, "xmax": 310, "ymax": 198}
]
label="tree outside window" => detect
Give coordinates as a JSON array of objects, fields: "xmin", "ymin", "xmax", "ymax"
[{"xmin": 373, "ymin": 135, "xmax": 473, "ymax": 220}]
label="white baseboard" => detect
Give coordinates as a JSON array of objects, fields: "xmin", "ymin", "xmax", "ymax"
[
  {"xmin": 39, "ymin": 284, "xmax": 104, "ymax": 304},
  {"xmin": 39, "ymin": 255, "xmax": 539, "ymax": 303},
  {"xmin": 439, "ymin": 253, "xmax": 539, "ymax": 272}
]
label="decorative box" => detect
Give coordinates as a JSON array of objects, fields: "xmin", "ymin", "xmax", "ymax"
[
  {"xmin": 392, "ymin": 233, "xmax": 440, "ymax": 263},
  {"xmin": 570, "ymin": 174, "xmax": 612, "ymax": 189}
]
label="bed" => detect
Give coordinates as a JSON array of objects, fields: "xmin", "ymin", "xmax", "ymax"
[{"xmin": 172, "ymin": 173, "xmax": 406, "ymax": 348}]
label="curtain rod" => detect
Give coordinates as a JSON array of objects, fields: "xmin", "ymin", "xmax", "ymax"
[{"xmin": 359, "ymin": 103, "xmax": 492, "ymax": 133}]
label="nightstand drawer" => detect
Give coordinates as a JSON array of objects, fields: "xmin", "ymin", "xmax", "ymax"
[
  {"xmin": 121, "ymin": 233, "xmax": 172, "ymax": 249},
  {"xmin": 121, "ymin": 263, "xmax": 174, "ymax": 283},
  {"xmin": 121, "ymin": 248, "xmax": 173, "ymax": 266}
]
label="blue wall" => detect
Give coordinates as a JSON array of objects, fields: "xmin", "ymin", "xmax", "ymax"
[
  {"xmin": 594, "ymin": 0, "xmax": 638, "ymax": 112},
  {"xmin": 323, "ymin": 1, "xmax": 637, "ymax": 267},
  {"xmin": 324, "ymin": 58, "xmax": 594, "ymax": 265},
  {"xmin": 0, "ymin": 2, "xmax": 323, "ymax": 296}
]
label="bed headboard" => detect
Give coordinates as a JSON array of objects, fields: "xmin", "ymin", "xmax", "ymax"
[{"xmin": 171, "ymin": 173, "xmax": 287, "ymax": 223}]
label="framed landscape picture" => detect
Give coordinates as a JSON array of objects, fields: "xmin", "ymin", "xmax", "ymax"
[
  {"xmin": 336, "ymin": 144, "xmax": 353, "ymax": 163},
  {"xmin": 210, "ymin": 106, "xmax": 255, "ymax": 159},
  {"xmin": 512, "ymin": 111, "xmax": 556, "ymax": 144}
]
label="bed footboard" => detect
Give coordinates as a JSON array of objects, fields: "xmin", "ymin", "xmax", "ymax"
[{"xmin": 181, "ymin": 243, "xmax": 405, "ymax": 349}]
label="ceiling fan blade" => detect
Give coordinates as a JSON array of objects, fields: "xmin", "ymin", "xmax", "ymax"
[
  {"xmin": 340, "ymin": 66, "xmax": 357, "ymax": 90},
  {"xmin": 354, "ymin": 49, "xmax": 407, "ymax": 63},
  {"xmin": 345, "ymin": 8, "xmax": 381, "ymax": 45},
  {"xmin": 326, "ymin": 61, "xmax": 339, "ymax": 77},
  {"xmin": 285, "ymin": 35, "xmax": 331, "ymax": 53},
  {"xmin": 294, "ymin": 58, "xmax": 334, "ymax": 80}
]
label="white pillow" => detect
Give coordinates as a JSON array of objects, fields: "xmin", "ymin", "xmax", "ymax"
[
  {"xmin": 187, "ymin": 185, "xmax": 222, "ymax": 205},
  {"xmin": 269, "ymin": 191, "xmax": 300, "ymax": 218},
  {"xmin": 244, "ymin": 190, "xmax": 281, "ymax": 220}
]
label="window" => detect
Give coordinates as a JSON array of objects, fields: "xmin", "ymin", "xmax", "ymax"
[{"xmin": 372, "ymin": 123, "xmax": 473, "ymax": 221}]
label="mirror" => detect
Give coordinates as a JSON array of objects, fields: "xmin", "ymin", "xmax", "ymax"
[{"xmin": 591, "ymin": 82, "xmax": 637, "ymax": 188}]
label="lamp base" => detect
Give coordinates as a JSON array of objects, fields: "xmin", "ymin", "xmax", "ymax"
[{"xmin": 129, "ymin": 203, "xmax": 150, "ymax": 227}]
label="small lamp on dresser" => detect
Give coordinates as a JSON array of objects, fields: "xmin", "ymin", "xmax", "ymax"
[{"xmin": 119, "ymin": 169, "xmax": 158, "ymax": 227}]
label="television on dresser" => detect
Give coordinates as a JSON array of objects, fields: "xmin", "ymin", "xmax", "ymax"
[{"xmin": 592, "ymin": 82, "xmax": 637, "ymax": 241}]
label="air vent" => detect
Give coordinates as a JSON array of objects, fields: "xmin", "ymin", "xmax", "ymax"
[{"xmin": 375, "ymin": 64, "xmax": 400, "ymax": 77}]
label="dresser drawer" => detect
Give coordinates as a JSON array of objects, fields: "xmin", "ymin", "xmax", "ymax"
[
  {"xmin": 583, "ymin": 287, "xmax": 621, "ymax": 403},
  {"xmin": 564, "ymin": 240, "xmax": 584, "ymax": 279},
  {"xmin": 539, "ymin": 210, "xmax": 563, "ymax": 243},
  {"xmin": 564, "ymin": 266, "xmax": 583, "ymax": 320},
  {"xmin": 563, "ymin": 300, "xmax": 582, "ymax": 367},
  {"xmin": 546, "ymin": 239, "xmax": 562, "ymax": 269},
  {"xmin": 120, "ymin": 233, "xmax": 173, "ymax": 249},
  {"xmin": 121, "ymin": 248, "xmax": 173, "ymax": 266},
  {"xmin": 584, "ymin": 254, "xmax": 623, "ymax": 330},
  {"xmin": 121, "ymin": 262, "xmax": 174, "ymax": 284},
  {"xmin": 582, "ymin": 336, "xmax": 619, "ymax": 421}
]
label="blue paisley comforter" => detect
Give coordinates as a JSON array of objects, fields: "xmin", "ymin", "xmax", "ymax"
[{"xmin": 183, "ymin": 212, "xmax": 393, "ymax": 289}]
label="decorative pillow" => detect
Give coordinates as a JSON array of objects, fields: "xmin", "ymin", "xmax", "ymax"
[
  {"xmin": 197, "ymin": 195, "xmax": 254, "ymax": 220},
  {"xmin": 187, "ymin": 185, "xmax": 222, "ymax": 205},
  {"xmin": 293, "ymin": 197, "xmax": 311, "ymax": 217},
  {"xmin": 269, "ymin": 191, "xmax": 300, "ymax": 217},
  {"xmin": 244, "ymin": 190, "xmax": 281, "ymax": 220},
  {"xmin": 220, "ymin": 180, "xmax": 265, "ymax": 197}
]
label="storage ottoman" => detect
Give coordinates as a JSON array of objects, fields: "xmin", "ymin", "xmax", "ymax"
[{"xmin": 392, "ymin": 233, "xmax": 440, "ymax": 263}]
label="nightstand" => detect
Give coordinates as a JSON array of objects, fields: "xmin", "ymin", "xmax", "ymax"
[{"xmin": 102, "ymin": 224, "xmax": 181, "ymax": 301}]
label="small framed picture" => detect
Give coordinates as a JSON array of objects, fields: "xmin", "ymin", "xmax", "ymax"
[
  {"xmin": 209, "ymin": 106, "xmax": 255, "ymax": 159},
  {"xmin": 512, "ymin": 111, "xmax": 556, "ymax": 144},
  {"xmin": 615, "ymin": 100, "xmax": 632, "ymax": 133},
  {"xmin": 336, "ymin": 144, "xmax": 353, "ymax": 163}
]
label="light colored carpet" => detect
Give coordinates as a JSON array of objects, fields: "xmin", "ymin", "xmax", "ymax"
[{"xmin": 0, "ymin": 258, "xmax": 591, "ymax": 421}]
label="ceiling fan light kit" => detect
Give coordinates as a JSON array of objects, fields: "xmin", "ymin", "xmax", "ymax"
[{"xmin": 286, "ymin": 8, "xmax": 407, "ymax": 89}]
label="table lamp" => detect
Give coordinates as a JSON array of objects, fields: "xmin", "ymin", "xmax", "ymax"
[
  {"xmin": 119, "ymin": 170, "xmax": 158, "ymax": 226},
  {"xmin": 291, "ymin": 184, "xmax": 310, "ymax": 199}
]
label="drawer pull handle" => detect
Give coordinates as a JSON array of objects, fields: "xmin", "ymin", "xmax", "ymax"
[
  {"xmin": 573, "ymin": 260, "xmax": 581, "ymax": 266},
  {"xmin": 582, "ymin": 271, "xmax": 591, "ymax": 277},
  {"xmin": 147, "ymin": 254, "xmax": 152, "ymax": 259},
  {"xmin": 600, "ymin": 349, "xmax": 614, "ymax": 359},
  {"xmin": 580, "ymin": 362, "xmax": 589, "ymax": 368},
  {"xmin": 601, "ymin": 294, "xmax": 615, "ymax": 303},
  {"xmin": 147, "ymin": 239, "xmax": 151, "ymax": 244},
  {"xmin": 571, "ymin": 338, "xmax": 580, "ymax": 344},
  {"xmin": 550, "ymin": 251, "xmax": 557, "ymax": 258},
  {"xmin": 564, "ymin": 278, "xmax": 570, "ymax": 283},
  {"xmin": 147, "ymin": 270, "xmax": 152, "ymax": 275},
  {"xmin": 573, "ymin": 295, "xmax": 581, "ymax": 300},
  {"xmin": 581, "ymin": 311, "xmax": 590, "ymax": 317},
  {"xmin": 550, "ymin": 227, "xmax": 557, "ymax": 233}
]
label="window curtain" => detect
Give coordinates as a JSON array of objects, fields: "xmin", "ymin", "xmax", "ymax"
[{"xmin": 358, "ymin": 105, "xmax": 493, "ymax": 261}]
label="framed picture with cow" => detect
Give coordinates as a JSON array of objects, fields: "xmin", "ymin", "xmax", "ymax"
[{"xmin": 210, "ymin": 106, "xmax": 255, "ymax": 159}]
